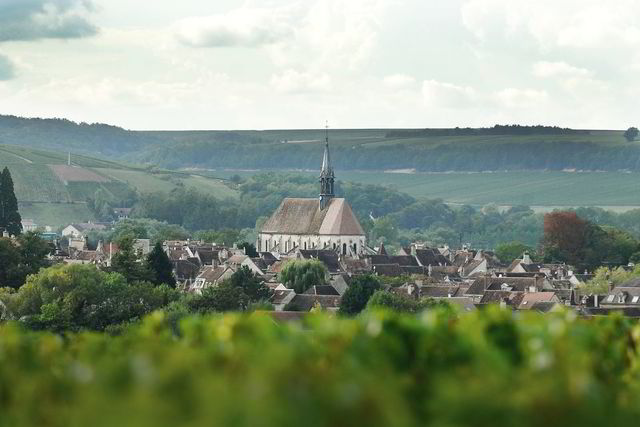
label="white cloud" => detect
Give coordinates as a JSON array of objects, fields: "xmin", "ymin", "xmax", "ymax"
[
  {"xmin": 383, "ymin": 74, "xmax": 416, "ymax": 90},
  {"xmin": 0, "ymin": 54, "xmax": 15, "ymax": 80},
  {"xmin": 494, "ymin": 88, "xmax": 548, "ymax": 108},
  {"xmin": 462, "ymin": 0, "xmax": 640, "ymax": 50},
  {"xmin": 270, "ymin": 69, "xmax": 331, "ymax": 94},
  {"xmin": 0, "ymin": 0, "xmax": 97, "ymax": 42},
  {"xmin": 422, "ymin": 79, "xmax": 476, "ymax": 108},
  {"xmin": 533, "ymin": 61, "xmax": 590, "ymax": 78},
  {"xmin": 174, "ymin": 7, "xmax": 293, "ymax": 48}
]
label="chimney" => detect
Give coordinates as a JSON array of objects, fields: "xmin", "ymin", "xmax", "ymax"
[
  {"xmin": 410, "ymin": 245, "xmax": 417, "ymax": 257},
  {"xmin": 608, "ymin": 281, "xmax": 614, "ymax": 293},
  {"xmin": 594, "ymin": 294, "xmax": 599, "ymax": 308},
  {"xmin": 428, "ymin": 264, "xmax": 432, "ymax": 277},
  {"xmin": 522, "ymin": 251, "xmax": 532, "ymax": 265}
]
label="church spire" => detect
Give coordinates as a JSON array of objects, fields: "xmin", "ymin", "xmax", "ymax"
[{"xmin": 319, "ymin": 121, "xmax": 335, "ymax": 210}]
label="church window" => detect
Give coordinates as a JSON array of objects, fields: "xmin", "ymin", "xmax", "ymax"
[{"xmin": 342, "ymin": 243, "xmax": 347, "ymax": 254}]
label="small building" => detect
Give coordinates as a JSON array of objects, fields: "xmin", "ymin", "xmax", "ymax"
[{"xmin": 62, "ymin": 223, "xmax": 107, "ymax": 238}]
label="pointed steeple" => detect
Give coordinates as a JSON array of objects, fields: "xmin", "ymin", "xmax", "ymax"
[{"xmin": 319, "ymin": 121, "xmax": 335, "ymax": 210}]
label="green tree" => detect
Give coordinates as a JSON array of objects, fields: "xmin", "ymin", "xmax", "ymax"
[
  {"xmin": 0, "ymin": 263, "xmax": 179, "ymax": 331},
  {"xmin": 0, "ymin": 167, "xmax": 22, "ymax": 236},
  {"xmin": 339, "ymin": 274, "xmax": 381, "ymax": 316},
  {"xmin": 366, "ymin": 290, "xmax": 422, "ymax": 313},
  {"xmin": 146, "ymin": 242, "xmax": 176, "ymax": 288},
  {"xmin": 624, "ymin": 127, "xmax": 639, "ymax": 142},
  {"xmin": 370, "ymin": 216, "xmax": 398, "ymax": 244},
  {"xmin": 280, "ymin": 259, "xmax": 328, "ymax": 294},
  {"xmin": 0, "ymin": 237, "xmax": 21, "ymax": 287},
  {"xmin": 495, "ymin": 241, "xmax": 535, "ymax": 263},
  {"xmin": 203, "ymin": 281, "xmax": 248, "ymax": 312},
  {"xmin": 226, "ymin": 266, "xmax": 271, "ymax": 303},
  {"xmin": 111, "ymin": 236, "xmax": 150, "ymax": 283}
]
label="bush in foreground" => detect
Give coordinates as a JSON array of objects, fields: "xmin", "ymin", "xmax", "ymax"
[{"xmin": 1, "ymin": 308, "xmax": 640, "ymax": 426}]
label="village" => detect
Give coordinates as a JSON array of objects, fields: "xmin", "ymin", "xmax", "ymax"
[{"xmin": 24, "ymin": 135, "xmax": 635, "ymax": 319}]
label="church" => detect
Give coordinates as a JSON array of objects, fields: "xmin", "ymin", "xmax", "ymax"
[{"xmin": 258, "ymin": 130, "xmax": 366, "ymax": 256}]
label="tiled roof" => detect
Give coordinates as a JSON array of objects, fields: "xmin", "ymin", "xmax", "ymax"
[
  {"xmin": 261, "ymin": 198, "xmax": 364, "ymax": 235},
  {"xmin": 288, "ymin": 294, "xmax": 341, "ymax": 311},
  {"xmin": 415, "ymin": 249, "xmax": 451, "ymax": 266},
  {"xmin": 197, "ymin": 266, "xmax": 229, "ymax": 283},
  {"xmin": 299, "ymin": 250, "xmax": 341, "ymax": 272},
  {"xmin": 303, "ymin": 285, "xmax": 340, "ymax": 296}
]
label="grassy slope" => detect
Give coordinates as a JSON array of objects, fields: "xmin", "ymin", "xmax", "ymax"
[{"xmin": 0, "ymin": 144, "xmax": 238, "ymax": 227}]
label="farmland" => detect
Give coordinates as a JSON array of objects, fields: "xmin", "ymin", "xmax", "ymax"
[{"xmin": 0, "ymin": 144, "xmax": 237, "ymax": 227}]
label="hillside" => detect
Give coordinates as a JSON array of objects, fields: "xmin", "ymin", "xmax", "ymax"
[
  {"xmin": 0, "ymin": 144, "xmax": 237, "ymax": 227},
  {"xmin": 1, "ymin": 115, "xmax": 637, "ymax": 172}
]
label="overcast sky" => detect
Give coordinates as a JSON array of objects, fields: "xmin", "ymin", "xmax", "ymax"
[{"xmin": 0, "ymin": 0, "xmax": 638, "ymax": 130}]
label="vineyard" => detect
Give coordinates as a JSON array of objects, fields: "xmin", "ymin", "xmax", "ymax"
[
  {"xmin": 0, "ymin": 144, "xmax": 237, "ymax": 226},
  {"xmin": 1, "ymin": 308, "xmax": 639, "ymax": 427}
]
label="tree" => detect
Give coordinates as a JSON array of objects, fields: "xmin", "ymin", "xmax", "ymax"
[
  {"xmin": 0, "ymin": 263, "xmax": 179, "ymax": 331},
  {"xmin": 226, "ymin": 266, "xmax": 271, "ymax": 303},
  {"xmin": 0, "ymin": 233, "xmax": 51, "ymax": 289},
  {"xmin": 495, "ymin": 241, "xmax": 535, "ymax": 263},
  {"xmin": 0, "ymin": 237, "xmax": 21, "ymax": 287},
  {"xmin": 339, "ymin": 275, "xmax": 381, "ymax": 316},
  {"xmin": 0, "ymin": 167, "xmax": 22, "ymax": 236},
  {"xmin": 146, "ymin": 242, "xmax": 176, "ymax": 288},
  {"xmin": 624, "ymin": 127, "xmax": 639, "ymax": 142},
  {"xmin": 280, "ymin": 259, "xmax": 328, "ymax": 294},
  {"xmin": 111, "ymin": 236, "xmax": 150, "ymax": 283},
  {"xmin": 366, "ymin": 290, "xmax": 422, "ymax": 313},
  {"xmin": 542, "ymin": 211, "xmax": 588, "ymax": 266},
  {"xmin": 202, "ymin": 281, "xmax": 248, "ymax": 312}
]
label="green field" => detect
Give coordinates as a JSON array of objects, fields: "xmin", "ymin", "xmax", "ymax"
[
  {"xmin": 0, "ymin": 144, "xmax": 238, "ymax": 227},
  {"xmin": 206, "ymin": 169, "xmax": 640, "ymax": 209},
  {"xmin": 97, "ymin": 168, "xmax": 238, "ymax": 199}
]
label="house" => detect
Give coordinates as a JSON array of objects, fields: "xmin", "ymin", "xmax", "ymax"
[
  {"xmin": 517, "ymin": 292, "xmax": 560, "ymax": 310},
  {"xmin": 270, "ymin": 289, "xmax": 296, "ymax": 311},
  {"xmin": 61, "ymin": 223, "xmax": 107, "ymax": 238},
  {"xmin": 466, "ymin": 275, "xmax": 550, "ymax": 302},
  {"xmin": 191, "ymin": 265, "xmax": 235, "ymax": 294},
  {"xmin": 599, "ymin": 278, "xmax": 640, "ymax": 308},
  {"xmin": 113, "ymin": 208, "xmax": 132, "ymax": 221},
  {"xmin": 285, "ymin": 294, "xmax": 342, "ymax": 312},
  {"xmin": 21, "ymin": 219, "xmax": 39, "ymax": 232},
  {"xmin": 257, "ymin": 132, "xmax": 366, "ymax": 256},
  {"xmin": 172, "ymin": 259, "xmax": 200, "ymax": 286}
]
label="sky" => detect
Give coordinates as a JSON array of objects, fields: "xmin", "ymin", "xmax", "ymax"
[{"xmin": 0, "ymin": 0, "xmax": 638, "ymax": 130}]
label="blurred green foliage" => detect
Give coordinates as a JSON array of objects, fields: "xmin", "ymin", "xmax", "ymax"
[{"xmin": 1, "ymin": 308, "xmax": 640, "ymax": 426}]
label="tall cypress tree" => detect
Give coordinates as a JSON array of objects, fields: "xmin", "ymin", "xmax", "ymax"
[
  {"xmin": 0, "ymin": 167, "xmax": 22, "ymax": 236},
  {"xmin": 146, "ymin": 242, "xmax": 176, "ymax": 288}
]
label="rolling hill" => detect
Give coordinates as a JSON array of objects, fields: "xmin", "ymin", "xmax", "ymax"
[
  {"xmin": 1, "ymin": 115, "xmax": 637, "ymax": 172},
  {"xmin": 0, "ymin": 144, "xmax": 238, "ymax": 227}
]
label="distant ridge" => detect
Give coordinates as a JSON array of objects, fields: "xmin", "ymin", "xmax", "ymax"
[{"xmin": 0, "ymin": 114, "xmax": 636, "ymax": 172}]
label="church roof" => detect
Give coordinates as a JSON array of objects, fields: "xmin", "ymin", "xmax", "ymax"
[{"xmin": 261, "ymin": 198, "xmax": 364, "ymax": 236}]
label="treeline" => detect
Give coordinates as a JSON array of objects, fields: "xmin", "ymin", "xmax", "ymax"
[
  {"xmin": 0, "ymin": 115, "xmax": 153, "ymax": 157},
  {"xmin": 142, "ymin": 140, "xmax": 640, "ymax": 172},
  {"xmin": 385, "ymin": 124, "xmax": 587, "ymax": 138}
]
